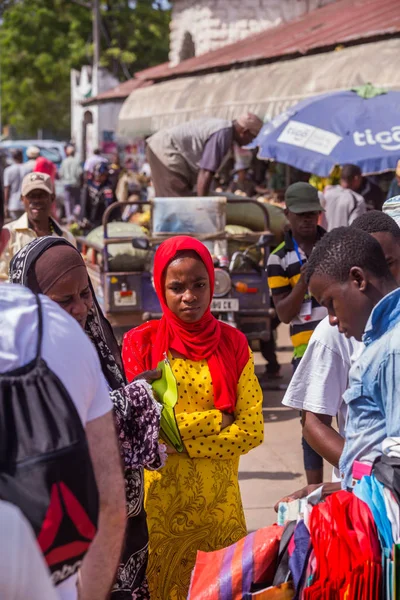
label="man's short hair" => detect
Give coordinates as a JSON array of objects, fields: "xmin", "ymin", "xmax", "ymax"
[
  {"xmin": 351, "ymin": 210, "xmax": 400, "ymax": 240},
  {"xmin": 305, "ymin": 226, "xmax": 392, "ymax": 284},
  {"xmin": 11, "ymin": 148, "xmax": 23, "ymax": 162},
  {"xmin": 65, "ymin": 145, "xmax": 75, "ymax": 156},
  {"xmin": 341, "ymin": 164, "xmax": 362, "ymax": 182},
  {"xmin": 93, "ymin": 148, "xmax": 101, "ymax": 155}
]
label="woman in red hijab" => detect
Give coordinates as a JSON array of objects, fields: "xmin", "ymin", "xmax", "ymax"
[{"xmin": 122, "ymin": 236, "xmax": 264, "ymax": 600}]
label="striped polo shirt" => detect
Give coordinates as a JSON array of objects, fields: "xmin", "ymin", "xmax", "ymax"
[{"xmin": 267, "ymin": 227, "xmax": 328, "ymax": 359}]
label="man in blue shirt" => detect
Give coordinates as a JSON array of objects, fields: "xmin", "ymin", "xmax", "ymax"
[{"xmin": 305, "ymin": 226, "xmax": 400, "ymax": 489}]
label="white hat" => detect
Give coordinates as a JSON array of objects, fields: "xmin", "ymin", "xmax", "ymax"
[
  {"xmin": 26, "ymin": 146, "xmax": 40, "ymax": 159},
  {"xmin": 21, "ymin": 172, "xmax": 53, "ymax": 196},
  {"xmin": 236, "ymin": 113, "xmax": 263, "ymax": 136}
]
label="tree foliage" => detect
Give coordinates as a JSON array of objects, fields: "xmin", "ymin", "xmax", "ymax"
[{"xmin": 0, "ymin": 0, "xmax": 171, "ymax": 138}]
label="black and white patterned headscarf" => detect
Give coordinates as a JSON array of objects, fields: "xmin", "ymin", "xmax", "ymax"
[
  {"xmin": 10, "ymin": 236, "xmax": 164, "ymax": 600},
  {"xmin": 9, "ymin": 236, "xmax": 126, "ymax": 391}
]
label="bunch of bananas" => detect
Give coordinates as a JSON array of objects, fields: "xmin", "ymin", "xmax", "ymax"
[{"xmin": 309, "ymin": 165, "xmax": 341, "ymax": 191}]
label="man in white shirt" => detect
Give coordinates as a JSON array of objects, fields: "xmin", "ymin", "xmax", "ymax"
[
  {"xmin": 283, "ymin": 315, "xmax": 363, "ymax": 481},
  {"xmin": 0, "ymin": 200, "xmax": 126, "ymax": 599},
  {"xmin": 23, "ymin": 145, "xmax": 41, "ymax": 174},
  {"xmin": 60, "ymin": 145, "xmax": 83, "ymax": 222},
  {"xmin": 3, "ymin": 148, "xmax": 25, "ymax": 220},
  {"xmin": 282, "ymin": 210, "xmax": 400, "ymax": 485},
  {"xmin": 323, "ymin": 164, "xmax": 366, "ymax": 231},
  {"xmin": 0, "ymin": 172, "xmax": 76, "ymax": 280},
  {"xmin": 0, "ymin": 501, "xmax": 58, "ymax": 599}
]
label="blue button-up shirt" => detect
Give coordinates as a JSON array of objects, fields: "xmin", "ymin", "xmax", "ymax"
[{"xmin": 339, "ymin": 287, "xmax": 400, "ymax": 489}]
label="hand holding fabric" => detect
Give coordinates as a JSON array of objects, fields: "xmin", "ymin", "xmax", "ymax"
[
  {"xmin": 111, "ymin": 379, "xmax": 163, "ymax": 470},
  {"xmin": 134, "ymin": 368, "xmax": 162, "ymax": 384}
]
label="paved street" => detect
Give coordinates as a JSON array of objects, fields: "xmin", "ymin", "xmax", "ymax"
[{"xmin": 239, "ymin": 325, "xmax": 306, "ymax": 530}]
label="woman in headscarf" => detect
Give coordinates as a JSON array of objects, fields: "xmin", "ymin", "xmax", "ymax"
[
  {"xmin": 122, "ymin": 236, "xmax": 264, "ymax": 600},
  {"xmin": 9, "ymin": 236, "xmax": 163, "ymax": 600}
]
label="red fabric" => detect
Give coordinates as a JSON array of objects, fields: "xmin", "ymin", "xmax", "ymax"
[
  {"xmin": 34, "ymin": 157, "xmax": 57, "ymax": 182},
  {"xmin": 122, "ymin": 236, "xmax": 249, "ymax": 412},
  {"xmin": 304, "ymin": 490, "xmax": 382, "ymax": 599}
]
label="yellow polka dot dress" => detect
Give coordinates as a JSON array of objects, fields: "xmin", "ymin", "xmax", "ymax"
[{"xmin": 144, "ymin": 350, "xmax": 264, "ymax": 600}]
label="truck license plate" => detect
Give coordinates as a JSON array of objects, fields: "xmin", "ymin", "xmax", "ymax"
[
  {"xmin": 114, "ymin": 290, "xmax": 137, "ymax": 307},
  {"xmin": 211, "ymin": 298, "xmax": 239, "ymax": 312}
]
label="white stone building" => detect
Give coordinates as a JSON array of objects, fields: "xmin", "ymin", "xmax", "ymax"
[
  {"xmin": 70, "ymin": 66, "xmax": 120, "ymax": 161},
  {"xmin": 169, "ymin": 0, "xmax": 336, "ymax": 64}
]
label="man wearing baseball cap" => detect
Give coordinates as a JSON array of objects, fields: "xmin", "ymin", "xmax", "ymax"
[
  {"xmin": 267, "ymin": 182, "xmax": 328, "ymax": 485},
  {"xmin": 0, "ymin": 171, "xmax": 75, "ymax": 280}
]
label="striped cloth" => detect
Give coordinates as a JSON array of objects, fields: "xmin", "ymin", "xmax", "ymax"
[
  {"xmin": 267, "ymin": 228, "xmax": 327, "ymax": 359},
  {"xmin": 188, "ymin": 524, "xmax": 283, "ymax": 600},
  {"xmin": 382, "ymin": 195, "xmax": 400, "ymax": 225}
]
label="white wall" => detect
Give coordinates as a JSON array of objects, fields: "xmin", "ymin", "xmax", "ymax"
[
  {"xmin": 71, "ymin": 66, "xmax": 93, "ymax": 160},
  {"xmin": 70, "ymin": 66, "xmax": 119, "ymax": 160},
  {"xmin": 169, "ymin": 0, "xmax": 337, "ymax": 65},
  {"xmin": 98, "ymin": 100, "xmax": 124, "ymax": 151}
]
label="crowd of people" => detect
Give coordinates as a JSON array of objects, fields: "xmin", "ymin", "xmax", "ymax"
[
  {"xmin": 0, "ymin": 144, "xmax": 152, "ymax": 232},
  {"xmin": 0, "ymin": 192, "xmax": 264, "ymax": 598},
  {"xmin": 1, "ymin": 115, "xmax": 400, "ymax": 599},
  {"xmin": 278, "ymin": 204, "xmax": 400, "ymax": 498}
]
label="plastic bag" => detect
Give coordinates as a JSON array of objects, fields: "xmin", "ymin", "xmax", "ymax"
[
  {"xmin": 151, "ymin": 355, "xmax": 184, "ymax": 452},
  {"xmin": 187, "ymin": 525, "xmax": 283, "ymax": 600}
]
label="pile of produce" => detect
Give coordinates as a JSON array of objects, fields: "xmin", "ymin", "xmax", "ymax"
[{"xmin": 85, "ymin": 221, "xmax": 149, "ymax": 272}]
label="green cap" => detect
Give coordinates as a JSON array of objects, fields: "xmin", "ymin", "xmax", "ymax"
[{"xmin": 285, "ymin": 182, "xmax": 324, "ymax": 214}]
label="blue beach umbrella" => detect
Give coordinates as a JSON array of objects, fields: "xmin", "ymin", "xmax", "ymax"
[{"xmin": 254, "ymin": 86, "xmax": 400, "ymax": 176}]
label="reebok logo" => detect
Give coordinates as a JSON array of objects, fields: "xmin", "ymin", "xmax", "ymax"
[{"xmin": 38, "ymin": 482, "xmax": 96, "ymax": 569}]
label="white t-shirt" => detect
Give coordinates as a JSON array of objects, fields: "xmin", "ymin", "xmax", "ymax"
[
  {"xmin": 0, "ymin": 501, "xmax": 58, "ymax": 599},
  {"xmin": 0, "ymin": 285, "xmax": 112, "ymax": 600},
  {"xmin": 323, "ymin": 185, "xmax": 366, "ymax": 231},
  {"xmin": 282, "ymin": 315, "xmax": 364, "ymax": 479},
  {"xmin": 83, "ymin": 154, "xmax": 108, "ymax": 174},
  {"xmin": 3, "ymin": 163, "xmax": 25, "ymax": 211}
]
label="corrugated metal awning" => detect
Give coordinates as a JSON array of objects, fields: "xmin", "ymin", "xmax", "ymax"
[
  {"xmin": 118, "ymin": 38, "xmax": 400, "ymax": 138},
  {"xmin": 136, "ymin": 0, "xmax": 400, "ymax": 80}
]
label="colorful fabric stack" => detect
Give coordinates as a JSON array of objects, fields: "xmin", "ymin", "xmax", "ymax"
[
  {"xmin": 188, "ymin": 473, "xmax": 400, "ymax": 600},
  {"xmin": 304, "ymin": 491, "xmax": 382, "ymax": 599}
]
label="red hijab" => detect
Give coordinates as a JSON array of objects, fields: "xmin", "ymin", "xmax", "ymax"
[{"xmin": 124, "ymin": 236, "xmax": 249, "ymax": 413}]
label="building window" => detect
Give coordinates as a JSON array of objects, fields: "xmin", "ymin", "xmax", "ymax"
[
  {"xmin": 83, "ymin": 110, "xmax": 93, "ymax": 125},
  {"xmin": 82, "ymin": 110, "xmax": 94, "ymax": 162},
  {"xmin": 179, "ymin": 31, "xmax": 196, "ymax": 62}
]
